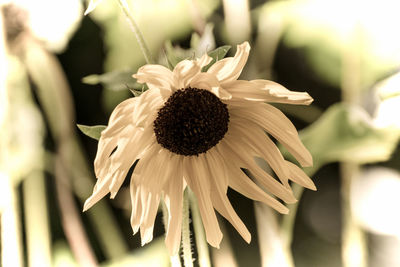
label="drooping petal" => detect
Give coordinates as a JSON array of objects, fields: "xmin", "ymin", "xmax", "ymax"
[
  {"xmin": 225, "ymin": 80, "xmax": 313, "ymax": 105},
  {"xmin": 163, "ymin": 157, "xmax": 184, "ymax": 255},
  {"xmin": 139, "ymin": 190, "xmax": 161, "ymax": 246},
  {"xmin": 207, "ymin": 42, "xmax": 250, "ymax": 85},
  {"xmin": 206, "ymin": 149, "xmax": 251, "ymax": 243},
  {"xmin": 229, "ymin": 120, "xmax": 291, "ymax": 188},
  {"xmin": 230, "ymin": 103, "xmax": 313, "ymax": 167},
  {"xmin": 130, "ymin": 174, "xmax": 142, "ymax": 234},
  {"xmin": 221, "ymin": 139, "xmax": 297, "ymax": 203},
  {"xmin": 285, "ymin": 161, "xmax": 316, "ymax": 190},
  {"xmin": 183, "ymin": 155, "xmax": 223, "ymax": 248},
  {"xmin": 83, "ymin": 174, "xmax": 113, "ymax": 211}
]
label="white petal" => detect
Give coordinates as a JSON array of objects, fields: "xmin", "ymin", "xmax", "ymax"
[
  {"xmin": 173, "ymin": 60, "xmax": 201, "ymax": 89},
  {"xmin": 229, "ymin": 120, "xmax": 291, "ymax": 187},
  {"xmin": 133, "ymin": 64, "xmax": 175, "ymax": 97},
  {"xmin": 196, "ymin": 53, "xmax": 213, "ymax": 68},
  {"xmin": 207, "ymin": 42, "xmax": 250, "ymax": 85},
  {"xmin": 164, "ymin": 157, "xmax": 184, "ymax": 255},
  {"xmin": 229, "ymin": 166, "xmax": 289, "ymax": 214},
  {"xmin": 225, "ymin": 80, "xmax": 313, "ymax": 105},
  {"xmin": 183, "ymin": 156, "xmax": 223, "ymax": 248},
  {"xmin": 140, "ymin": 191, "xmax": 161, "ymax": 246},
  {"xmin": 206, "ymin": 150, "xmax": 251, "ymax": 243},
  {"xmin": 231, "ymin": 103, "xmax": 313, "ymax": 167},
  {"xmin": 221, "ymin": 139, "xmax": 296, "ymax": 203},
  {"xmin": 189, "ymin": 72, "xmax": 232, "ymax": 100},
  {"xmin": 285, "ymin": 161, "xmax": 316, "ymax": 190},
  {"xmin": 83, "ymin": 174, "xmax": 112, "ymax": 211},
  {"xmin": 130, "ymin": 175, "xmax": 142, "ymax": 234}
]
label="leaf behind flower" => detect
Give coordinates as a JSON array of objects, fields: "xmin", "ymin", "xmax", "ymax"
[{"xmin": 77, "ymin": 124, "xmax": 106, "ymax": 140}]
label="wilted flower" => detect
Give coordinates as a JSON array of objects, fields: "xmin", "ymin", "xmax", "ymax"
[{"xmin": 84, "ymin": 42, "xmax": 316, "ymax": 254}]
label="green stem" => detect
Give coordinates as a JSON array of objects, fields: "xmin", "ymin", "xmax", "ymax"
[
  {"xmin": 116, "ymin": 0, "xmax": 154, "ymax": 64},
  {"xmin": 181, "ymin": 189, "xmax": 193, "ymax": 267},
  {"xmin": 188, "ymin": 189, "xmax": 211, "ymax": 267}
]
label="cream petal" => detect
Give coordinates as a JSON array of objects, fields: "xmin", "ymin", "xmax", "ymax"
[
  {"xmin": 183, "ymin": 156, "xmax": 223, "ymax": 248},
  {"xmin": 140, "ymin": 191, "xmax": 161, "ymax": 246},
  {"xmin": 130, "ymin": 175, "xmax": 142, "ymax": 234},
  {"xmin": 133, "ymin": 64, "xmax": 175, "ymax": 96},
  {"xmin": 231, "ymin": 103, "xmax": 313, "ymax": 167},
  {"xmin": 206, "ymin": 150, "xmax": 251, "ymax": 243},
  {"xmin": 189, "ymin": 72, "xmax": 232, "ymax": 100},
  {"xmin": 207, "ymin": 42, "xmax": 250, "ymax": 85},
  {"xmin": 225, "ymin": 80, "xmax": 313, "ymax": 105},
  {"xmin": 229, "ymin": 120, "xmax": 291, "ymax": 188},
  {"xmin": 222, "ymin": 139, "xmax": 296, "ymax": 203},
  {"xmin": 164, "ymin": 157, "xmax": 184, "ymax": 255},
  {"xmin": 285, "ymin": 161, "xmax": 316, "ymax": 190},
  {"xmin": 83, "ymin": 175, "xmax": 112, "ymax": 211},
  {"xmin": 196, "ymin": 53, "xmax": 213, "ymax": 68},
  {"xmin": 228, "ymin": 166, "xmax": 289, "ymax": 214},
  {"xmin": 173, "ymin": 59, "xmax": 201, "ymax": 89}
]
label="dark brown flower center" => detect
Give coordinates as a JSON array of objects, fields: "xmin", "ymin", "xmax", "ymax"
[{"xmin": 154, "ymin": 87, "xmax": 229, "ymax": 156}]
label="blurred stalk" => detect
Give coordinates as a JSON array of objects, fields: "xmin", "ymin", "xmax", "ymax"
[
  {"xmin": 22, "ymin": 38, "xmax": 128, "ymax": 259},
  {"xmin": 340, "ymin": 24, "xmax": 367, "ymax": 267},
  {"xmin": 253, "ymin": 5, "xmax": 284, "ymax": 79},
  {"xmin": 116, "ymin": 0, "xmax": 153, "ymax": 64},
  {"xmin": 222, "ymin": 0, "xmax": 251, "ymax": 45},
  {"xmin": 161, "ymin": 201, "xmax": 182, "ymax": 267},
  {"xmin": 0, "ymin": 12, "xmax": 23, "ymax": 267},
  {"xmin": 280, "ymin": 166, "xmax": 319, "ymax": 249},
  {"xmin": 211, "ymin": 218, "xmax": 238, "ymax": 267},
  {"xmin": 187, "ymin": 0, "xmax": 206, "ymax": 35},
  {"xmin": 182, "ymin": 190, "xmax": 193, "ymax": 267},
  {"xmin": 188, "ymin": 189, "xmax": 211, "ymax": 267},
  {"xmin": 23, "ymin": 170, "xmax": 52, "ymax": 267},
  {"xmin": 255, "ymin": 203, "xmax": 293, "ymax": 267},
  {"xmin": 55, "ymin": 155, "xmax": 98, "ymax": 267},
  {"xmin": 0, "ymin": 174, "xmax": 23, "ymax": 267}
]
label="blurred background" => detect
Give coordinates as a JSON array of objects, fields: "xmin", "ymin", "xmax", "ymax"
[{"xmin": 1, "ymin": 0, "xmax": 400, "ymax": 266}]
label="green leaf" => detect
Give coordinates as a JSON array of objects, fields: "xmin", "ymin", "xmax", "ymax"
[
  {"xmin": 77, "ymin": 124, "xmax": 106, "ymax": 140},
  {"xmin": 82, "ymin": 70, "xmax": 141, "ymax": 92},
  {"xmin": 202, "ymin": 45, "xmax": 231, "ymax": 72},
  {"xmin": 297, "ymin": 103, "xmax": 400, "ymax": 167}
]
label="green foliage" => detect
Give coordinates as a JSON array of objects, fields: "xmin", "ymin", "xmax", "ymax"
[
  {"xmin": 298, "ymin": 103, "xmax": 400, "ymax": 168},
  {"xmin": 77, "ymin": 124, "xmax": 106, "ymax": 140}
]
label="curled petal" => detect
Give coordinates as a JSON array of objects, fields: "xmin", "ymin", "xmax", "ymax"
[
  {"xmin": 133, "ymin": 64, "xmax": 175, "ymax": 98},
  {"xmin": 208, "ymin": 42, "xmax": 250, "ymax": 85},
  {"xmin": 226, "ymin": 80, "xmax": 313, "ymax": 105}
]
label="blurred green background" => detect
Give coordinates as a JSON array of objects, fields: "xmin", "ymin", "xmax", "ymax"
[{"xmin": 1, "ymin": 0, "xmax": 400, "ymax": 266}]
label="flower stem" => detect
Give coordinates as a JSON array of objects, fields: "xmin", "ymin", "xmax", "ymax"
[
  {"xmin": 340, "ymin": 23, "xmax": 367, "ymax": 267},
  {"xmin": 181, "ymin": 189, "xmax": 193, "ymax": 267},
  {"xmin": 188, "ymin": 189, "xmax": 211, "ymax": 267},
  {"xmin": 115, "ymin": 0, "xmax": 154, "ymax": 64}
]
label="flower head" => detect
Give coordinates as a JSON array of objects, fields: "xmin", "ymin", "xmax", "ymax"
[{"xmin": 83, "ymin": 42, "xmax": 316, "ymax": 255}]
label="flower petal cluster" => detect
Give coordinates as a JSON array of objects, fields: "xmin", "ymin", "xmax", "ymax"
[{"xmin": 84, "ymin": 42, "xmax": 315, "ymax": 255}]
